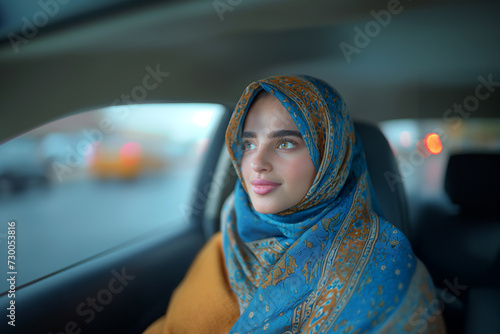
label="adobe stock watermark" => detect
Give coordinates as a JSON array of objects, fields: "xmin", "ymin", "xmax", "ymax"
[
  {"xmin": 48, "ymin": 267, "xmax": 135, "ymax": 334},
  {"xmin": 7, "ymin": 0, "xmax": 71, "ymax": 54},
  {"xmin": 409, "ymin": 277, "xmax": 467, "ymax": 333},
  {"xmin": 384, "ymin": 73, "xmax": 499, "ymax": 192},
  {"xmin": 179, "ymin": 163, "xmax": 237, "ymax": 224},
  {"xmin": 213, "ymin": 0, "xmax": 244, "ymax": 21},
  {"xmin": 442, "ymin": 73, "xmax": 499, "ymax": 130},
  {"xmin": 50, "ymin": 64, "xmax": 170, "ymax": 182},
  {"xmin": 339, "ymin": 0, "xmax": 404, "ymax": 64}
]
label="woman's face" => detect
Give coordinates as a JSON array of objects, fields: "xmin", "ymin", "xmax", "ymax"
[{"xmin": 241, "ymin": 93, "xmax": 316, "ymax": 214}]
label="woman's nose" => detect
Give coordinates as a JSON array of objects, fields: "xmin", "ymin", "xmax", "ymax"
[{"xmin": 250, "ymin": 147, "xmax": 272, "ymax": 173}]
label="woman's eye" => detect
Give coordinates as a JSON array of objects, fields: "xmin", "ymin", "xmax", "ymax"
[
  {"xmin": 242, "ymin": 141, "xmax": 256, "ymax": 151},
  {"xmin": 278, "ymin": 140, "xmax": 296, "ymax": 150}
]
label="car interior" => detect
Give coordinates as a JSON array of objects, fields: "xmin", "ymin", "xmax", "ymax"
[{"xmin": 1, "ymin": 0, "xmax": 499, "ymax": 333}]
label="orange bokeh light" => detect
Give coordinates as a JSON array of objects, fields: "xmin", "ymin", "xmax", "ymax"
[
  {"xmin": 424, "ymin": 133, "xmax": 443, "ymax": 155},
  {"xmin": 120, "ymin": 142, "xmax": 142, "ymax": 166}
]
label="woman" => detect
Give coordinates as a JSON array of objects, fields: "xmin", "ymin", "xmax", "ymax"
[{"xmin": 144, "ymin": 75, "xmax": 445, "ymax": 333}]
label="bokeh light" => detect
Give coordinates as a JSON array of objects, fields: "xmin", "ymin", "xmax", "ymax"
[
  {"xmin": 120, "ymin": 142, "xmax": 142, "ymax": 166},
  {"xmin": 424, "ymin": 133, "xmax": 443, "ymax": 155},
  {"xmin": 400, "ymin": 131, "xmax": 411, "ymax": 147}
]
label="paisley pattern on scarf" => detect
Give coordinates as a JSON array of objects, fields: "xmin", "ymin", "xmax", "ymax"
[{"xmin": 222, "ymin": 75, "xmax": 445, "ymax": 333}]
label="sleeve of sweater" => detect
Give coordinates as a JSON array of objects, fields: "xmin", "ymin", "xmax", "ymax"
[{"xmin": 142, "ymin": 232, "xmax": 240, "ymax": 334}]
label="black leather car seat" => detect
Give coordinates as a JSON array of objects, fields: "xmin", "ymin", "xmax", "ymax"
[
  {"xmin": 413, "ymin": 153, "xmax": 500, "ymax": 333},
  {"xmin": 354, "ymin": 121, "xmax": 411, "ymax": 239},
  {"xmin": 415, "ymin": 153, "xmax": 500, "ymax": 286}
]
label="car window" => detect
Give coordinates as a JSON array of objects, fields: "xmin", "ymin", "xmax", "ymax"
[
  {"xmin": 379, "ymin": 118, "xmax": 500, "ymax": 203},
  {"xmin": 0, "ymin": 103, "xmax": 225, "ymax": 292}
]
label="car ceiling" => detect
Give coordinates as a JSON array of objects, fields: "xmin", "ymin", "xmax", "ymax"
[{"xmin": 1, "ymin": 0, "xmax": 499, "ymax": 142}]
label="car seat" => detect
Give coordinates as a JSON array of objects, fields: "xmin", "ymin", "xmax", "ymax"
[
  {"xmin": 353, "ymin": 121, "xmax": 411, "ymax": 239},
  {"xmin": 413, "ymin": 153, "xmax": 500, "ymax": 333}
]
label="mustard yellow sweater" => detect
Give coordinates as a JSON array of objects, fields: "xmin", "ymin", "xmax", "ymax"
[{"xmin": 143, "ymin": 232, "xmax": 239, "ymax": 334}]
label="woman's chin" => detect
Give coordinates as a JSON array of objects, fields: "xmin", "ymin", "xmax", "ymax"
[
  {"xmin": 253, "ymin": 205, "xmax": 279, "ymax": 215},
  {"xmin": 251, "ymin": 200, "xmax": 281, "ymax": 215},
  {"xmin": 251, "ymin": 198, "xmax": 295, "ymax": 215}
]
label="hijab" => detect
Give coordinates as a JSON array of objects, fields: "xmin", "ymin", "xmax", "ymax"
[{"xmin": 222, "ymin": 75, "xmax": 443, "ymax": 333}]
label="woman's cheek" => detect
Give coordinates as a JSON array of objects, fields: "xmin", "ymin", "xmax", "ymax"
[
  {"xmin": 241, "ymin": 156, "xmax": 250, "ymax": 183},
  {"xmin": 286, "ymin": 153, "xmax": 316, "ymax": 190}
]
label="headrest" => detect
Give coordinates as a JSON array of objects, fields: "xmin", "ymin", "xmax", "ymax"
[
  {"xmin": 354, "ymin": 121, "xmax": 411, "ymax": 239},
  {"xmin": 445, "ymin": 153, "xmax": 500, "ymax": 216}
]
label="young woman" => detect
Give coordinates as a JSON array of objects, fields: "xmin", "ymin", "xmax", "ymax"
[{"xmin": 144, "ymin": 75, "xmax": 445, "ymax": 333}]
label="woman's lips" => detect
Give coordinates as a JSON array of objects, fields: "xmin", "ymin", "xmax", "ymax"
[{"xmin": 251, "ymin": 179, "xmax": 281, "ymax": 195}]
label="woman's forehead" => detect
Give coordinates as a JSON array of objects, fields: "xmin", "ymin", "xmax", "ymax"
[{"xmin": 243, "ymin": 94, "xmax": 298, "ymax": 132}]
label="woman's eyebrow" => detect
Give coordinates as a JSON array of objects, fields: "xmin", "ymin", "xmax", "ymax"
[
  {"xmin": 242, "ymin": 131, "xmax": 256, "ymax": 139},
  {"xmin": 269, "ymin": 130, "xmax": 302, "ymax": 138},
  {"xmin": 242, "ymin": 130, "xmax": 302, "ymax": 139}
]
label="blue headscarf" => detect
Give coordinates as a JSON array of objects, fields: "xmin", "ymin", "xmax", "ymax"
[{"xmin": 222, "ymin": 75, "xmax": 444, "ymax": 333}]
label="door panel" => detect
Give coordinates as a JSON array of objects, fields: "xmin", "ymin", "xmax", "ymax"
[{"xmin": 1, "ymin": 223, "xmax": 204, "ymax": 334}]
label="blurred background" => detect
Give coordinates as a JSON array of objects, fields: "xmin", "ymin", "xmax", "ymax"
[{"xmin": 0, "ymin": 103, "xmax": 224, "ymax": 289}]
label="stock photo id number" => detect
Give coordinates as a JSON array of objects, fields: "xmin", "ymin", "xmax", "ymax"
[{"xmin": 6, "ymin": 221, "xmax": 16, "ymax": 328}]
